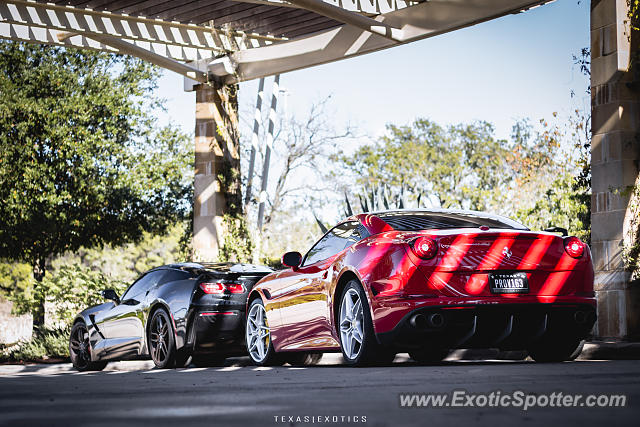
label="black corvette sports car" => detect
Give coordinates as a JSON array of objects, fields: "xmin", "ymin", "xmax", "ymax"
[{"xmin": 69, "ymin": 262, "xmax": 272, "ymax": 371}]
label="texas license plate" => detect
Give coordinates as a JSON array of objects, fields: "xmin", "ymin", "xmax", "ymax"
[{"xmin": 489, "ymin": 272, "xmax": 529, "ymax": 294}]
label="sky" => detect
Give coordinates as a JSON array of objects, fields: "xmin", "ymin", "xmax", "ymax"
[{"xmin": 154, "ymin": 0, "xmax": 590, "ymax": 143}]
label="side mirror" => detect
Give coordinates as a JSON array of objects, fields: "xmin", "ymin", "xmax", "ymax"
[
  {"xmin": 282, "ymin": 251, "xmax": 302, "ymax": 269},
  {"xmin": 101, "ymin": 289, "xmax": 120, "ymax": 304}
]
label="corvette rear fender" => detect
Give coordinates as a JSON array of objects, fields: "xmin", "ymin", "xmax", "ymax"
[{"xmin": 150, "ymin": 277, "xmax": 201, "ymax": 352}]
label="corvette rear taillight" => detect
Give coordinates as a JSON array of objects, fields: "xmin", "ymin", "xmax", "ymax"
[
  {"xmin": 411, "ymin": 237, "xmax": 438, "ymax": 260},
  {"xmin": 199, "ymin": 282, "xmax": 245, "ymax": 294},
  {"xmin": 563, "ymin": 237, "xmax": 584, "ymax": 258},
  {"xmin": 225, "ymin": 283, "xmax": 246, "ymax": 294},
  {"xmin": 200, "ymin": 282, "xmax": 225, "ymax": 294}
]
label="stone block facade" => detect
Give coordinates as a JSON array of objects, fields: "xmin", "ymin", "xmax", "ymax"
[
  {"xmin": 193, "ymin": 83, "xmax": 241, "ymax": 262},
  {"xmin": 0, "ymin": 298, "xmax": 32, "ymax": 345},
  {"xmin": 591, "ymin": 0, "xmax": 640, "ymax": 340}
]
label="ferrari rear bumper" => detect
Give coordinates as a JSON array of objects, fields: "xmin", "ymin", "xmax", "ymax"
[{"xmin": 376, "ymin": 303, "xmax": 597, "ymax": 350}]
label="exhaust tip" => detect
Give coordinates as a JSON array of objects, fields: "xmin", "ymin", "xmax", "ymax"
[
  {"xmin": 427, "ymin": 313, "xmax": 445, "ymax": 328},
  {"xmin": 574, "ymin": 310, "xmax": 587, "ymax": 324},
  {"xmin": 409, "ymin": 314, "xmax": 428, "ymax": 329}
]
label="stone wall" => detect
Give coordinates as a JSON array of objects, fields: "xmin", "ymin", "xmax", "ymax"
[
  {"xmin": 193, "ymin": 83, "xmax": 241, "ymax": 262},
  {"xmin": 591, "ymin": 0, "xmax": 640, "ymax": 340},
  {"xmin": 0, "ymin": 298, "xmax": 32, "ymax": 345}
]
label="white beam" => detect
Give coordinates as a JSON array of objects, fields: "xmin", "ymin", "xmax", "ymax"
[
  {"xmin": 0, "ymin": 0, "xmax": 286, "ymax": 63},
  {"xmin": 0, "ymin": 21, "xmax": 217, "ymax": 62},
  {"xmin": 284, "ymin": 0, "xmax": 403, "ymax": 41},
  {"xmin": 69, "ymin": 31, "xmax": 209, "ymax": 83},
  {"xmin": 229, "ymin": 0, "xmax": 422, "ymax": 14},
  {"xmin": 207, "ymin": 0, "xmax": 553, "ymax": 84}
]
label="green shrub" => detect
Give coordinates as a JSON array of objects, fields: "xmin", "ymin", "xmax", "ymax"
[
  {"xmin": 10, "ymin": 265, "xmax": 127, "ymax": 329},
  {"xmin": 1, "ymin": 327, "xmax": 69, "ymax": 362}
]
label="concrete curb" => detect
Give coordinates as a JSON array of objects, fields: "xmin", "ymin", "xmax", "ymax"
[
  {"xmin": 447, "ymin": 342, "xmax": 640, "ymax": 361},
  {"xmin": 578, "ymin": 341, "xmax": 640, "ymax": 360}
]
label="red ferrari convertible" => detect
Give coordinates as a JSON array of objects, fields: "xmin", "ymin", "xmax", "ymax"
[{"xmin": 245, "ymin": 209, "xmax": 596, "ymax": 366}]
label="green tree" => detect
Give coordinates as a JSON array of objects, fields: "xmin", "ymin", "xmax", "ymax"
[
  {"xmin": 338, "ymin": 119, "xmax": 513, "ymax": 212},
  {"xmin": 335, "ymin": 114, "xmax": 593, "ymax": 240},
  {"xmin": 515, "ymin": 172, "xmax": 590, "ymax": 241},
  {"xmin": 0, "ymin": 42, "xmax": 192, "ymax": 324}
]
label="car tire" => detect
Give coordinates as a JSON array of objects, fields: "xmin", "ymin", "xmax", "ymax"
[
  {"xmin": 338, "ymin": 280, "xmax": 395, "ymax": 367},
  {"xmin": 409, "ymin": 347, "xmax": 450, "ymax": 364},
  {"xmin": 284, "ymin": 352, "xmax": 323, "ymax": 366},
  {"xmin": 246, "ymin": 298, "xmax": 283, "ymax": 366},
  {"xmin": 69, "ymin": 322, "xmax": 108, "ymax": 372},
  {"xmin": 148, "ymin": 308, "xmax": 179, "ymax": 369},
  {"xmin": 528, "ymin": 335, "xmax": 582, "ymax": 363}
]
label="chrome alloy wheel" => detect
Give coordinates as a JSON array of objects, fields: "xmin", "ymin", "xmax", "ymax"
[
  {"xmin": 246, "ymin": 302, "xmax": 270, "ymax": 363},
  {"xmin": 149, "ymin": 313, "xmax": 169, "ymax": 364},
  {"xmin": 339, "ymin": 288, "xmax": 364, "ymax": 360}
]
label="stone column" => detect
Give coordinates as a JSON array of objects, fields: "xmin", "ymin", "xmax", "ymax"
[
  {"xmin": 591, "ymin": 0, "xmax": 640, "ymax": 340},
  {"xmin": 193, "ymin": 83, "xmax": 241, "ymax": 262}
]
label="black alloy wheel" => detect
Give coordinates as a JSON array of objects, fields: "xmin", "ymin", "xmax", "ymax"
[
  {"xmin": 69, "ymin": 322, "xmax": 107, "ymax": 372},
  {"xmin": 148, "ymin": 308, "xmax": 181, "ymax": 368}
]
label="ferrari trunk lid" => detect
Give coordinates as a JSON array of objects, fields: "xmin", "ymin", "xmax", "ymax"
[
  {"xmin": 430, "ymin": 230, "xmax": 565, "ymax": 272},
  {"xmin": 407, "ymin": 229, "xmax": 591, "ymax": 297}
]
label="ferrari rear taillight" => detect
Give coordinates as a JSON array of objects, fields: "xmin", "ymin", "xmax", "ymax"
[
  {"xmin": 411, "ymin": 237, "xmax": 438, "ymax": 260},
  {"xmin": 199, "ymin": 282, "xmax": 246, "ymax": 294},
  {"xmin": 563, "ymin": 237, "xmax": 585, "ymax": 258}
]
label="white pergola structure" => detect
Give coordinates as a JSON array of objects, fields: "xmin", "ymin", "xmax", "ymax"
[
  {"xmin": 0, "ymin": 0, "xmax": 551, "ymax": 85},
  {"xmin": 3, "ymin": 1, "xmax": 639, "ymax": 340}
]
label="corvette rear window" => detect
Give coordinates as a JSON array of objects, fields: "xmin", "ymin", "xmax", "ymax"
[{"xmin": 378, "ymin": 213, "xmax": 528, "ymax": 231}]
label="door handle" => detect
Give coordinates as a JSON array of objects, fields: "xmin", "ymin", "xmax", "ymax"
[{"xmin": 322, "ymin": 271, "xmax": 328, "ymax": 279}]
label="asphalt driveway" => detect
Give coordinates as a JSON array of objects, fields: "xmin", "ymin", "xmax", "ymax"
[{"xmin": 0, "ymin": 354, "xmax": 638, "ymax": 426}]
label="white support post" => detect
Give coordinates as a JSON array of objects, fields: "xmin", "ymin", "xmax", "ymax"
[
  {"xmin": 245, "ymin": 77, "xmax": 266, "ymax": 209},
  {"xmin": 256, "ymin": 74, "xmax": 280, "ymax": 231}
]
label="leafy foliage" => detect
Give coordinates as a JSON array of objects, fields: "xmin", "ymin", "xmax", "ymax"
[
  {"xmin": 219, "ymin": 214, "xmax": 254, "ymax": 263},
  {"xmin": 337, "ymin": 119, "xmax": 540, "ymax": 213},
  {"xmin": 0, "ymin": 42, "xmax": 192, "ymax": 282},
  {"xmin": 0, "ymin": 327, "xmax": 69, "ymax": 362},
  {"xmin": 51, "ymin": 222, "xmax": 188, "ymax": 283},
  {"xmin": 10, "ymin": 265, "xmax": 126, "ymax": 328},
  {"xmin": 0, "ymin": 42, "xmax": 192, "ymax": 325},
  {"xmin": 628, "ymin": 0, "xmax": 639, "ymax": 31},
  {"xmin": 516, "ymin": 172, "xmax": 590, "ymax": 241},
  {"xmin": 335, "ymin": 115, "xmax": 590, "ymax": 238},
  {"xmin": 0, "ymin": 261, "xmax": 32, "ymax": 297},
  {"xmin": 623, "ymin": 180, "xmax": 640, "ymax": 281}
]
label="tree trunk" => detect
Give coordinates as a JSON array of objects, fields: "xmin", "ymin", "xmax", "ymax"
[{"xmin": 31, "ymin": 257, "xmax": 46, "ymax": 328}]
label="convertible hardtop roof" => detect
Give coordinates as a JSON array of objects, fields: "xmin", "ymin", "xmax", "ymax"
[
  {"xmin": 347, "ymin": 208, "xmax": 529, "ymax": 232},
  {"xmin": 372, "ymin": 208, "xmax": 525, "ymax": 224}
]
